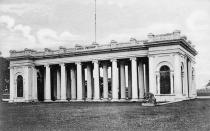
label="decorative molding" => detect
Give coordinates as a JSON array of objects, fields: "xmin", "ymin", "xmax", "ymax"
[
  {"xmin": 147, "ymin": 30, "xmax": 181, "ymax": 42},
  {"xmin": 130, "ymin": 57, "xmax": 137, "ymax": 61},
  {"xmin": 110, "ymin": 58, "xmax": 118, "ymax": 62},
  {"xmin": 59, "ymin": 63, "xmax": 66, "ymax": 67},
  {"xmin": 75, "ymin": 61, "xmax": 82, "ymax": 65},
  {"xmin": 44, "ymin": 64, "xmax": 50, "ymax": 68},
  {"xmin": 92, "ymin": 60, "xmax": 99, "ymax": 64},
  {"xmin": 156, "ymin": 61, "xmax": 174, "ymax": 72},
  {"xmin": 8, "ymin": 31, "xmax": 197, "ymax": 61}
]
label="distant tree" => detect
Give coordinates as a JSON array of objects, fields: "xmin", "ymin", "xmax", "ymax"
[
  {"xmin": 205, "ymin": 80, "xmax": 210, "ymax": 88},
  {"xmin": 0, "ymin": 57, "xmax": 10, "ymax": 101}
]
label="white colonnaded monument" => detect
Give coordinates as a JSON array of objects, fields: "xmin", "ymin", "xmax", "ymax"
[{"xmin": 8, "ymin": 30, "xmax": 197, "ymax": 102}]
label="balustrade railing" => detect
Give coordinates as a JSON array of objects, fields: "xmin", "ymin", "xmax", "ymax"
[{"xmin": 9, "ymin": 31, "xmax": 195, "ymax": 57}]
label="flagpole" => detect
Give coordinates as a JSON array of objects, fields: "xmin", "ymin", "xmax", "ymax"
[{"xmin": 94, "ymin": 0, "xmax": 97, "ymax": 43}]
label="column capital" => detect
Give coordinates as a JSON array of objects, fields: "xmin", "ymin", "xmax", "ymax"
[
  {"xmin": 44, "ymin": 64, "xmax": 50, "ymax": 68},
  {"xmin": 75, "ymin": 61, "xmax": 82, "ymax": 65},
  {"xmin": 59, "ymin": 63, "xmax": 66, "ymax": 67},
  {"xmin": 130, "ymin": 57, "xmax": 137, "ymax": 61},
  {"xmin": 92, "ymin": 59, "xmax": 99, "ymax": 64},
  {"xmin": 111, "ymin": 58, "xmax": 118, "ymax": 62},
  {"xmin": 31, "ymin": 65, "xmax": 36, "ymax": 68}
]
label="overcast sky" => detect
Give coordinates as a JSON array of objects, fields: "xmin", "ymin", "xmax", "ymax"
[{"xmin": 0, "ymin": 0, "xmax": 210, "ymax": 88}]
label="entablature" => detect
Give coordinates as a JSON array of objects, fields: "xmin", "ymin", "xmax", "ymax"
[{"xmin": 8, "ymin": 30, "xmax": 197, "ymax": 62}]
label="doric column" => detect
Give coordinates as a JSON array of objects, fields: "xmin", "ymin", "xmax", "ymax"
[
  {"xmin": 60, "ymin": 63, "xmax": 67, "ymax": 101},
  {"xmin": 103, "ymin": 62, "xmax": 109, "ymax": 100},
  {"xmin": 93, "ymin": 60, "xmax": 100, "ymax": 100},
  {"xmin": 188, "ymin": 60, "xmax": 192, "ymax": 97},
  {"xmin": 184, "ymin": 58, "xmax": 188, "ymax": 96},
  {"xmin": 82, "ymin": 66, "xmax": 85, "ymax": 99},
  {"xmin": 149, "ymin": 56, "xmax": 155, "ymax": 94},
  {"xmin": 76, "ymin": 62, "xmax": 83, "ymax": 100},
  {"xmin": 24, "ymin": 66, "xmax": 30, "ymax": 101},
  {"xmin": 170, "ymin": 72, "xmax": 174, "ymax": 94},
  {"xmin": 70, "ymin": 66, "xmax": 76, "ymax": 100},
  {"xmin": 9, "ymin": 67, "xmax": 14, "ymax": 102},
  {"xmin": 111, "ymin": 59, "xmax": 119, "ymax": 101},
  {"xmin": 138, "ymin": 60, "xmax": 144, "ymax": 99},
  {"xmin": 131, "ymin": 57, "xmax": 138, "ymax": 101},
  {"xmin": 174, "ymin": 54, "xmax": 182, "ymax": 97},
  {"xmin": 192, "ymin": 65, "xmax": 196, "ymax": 97},
  {"xmin": 44, "ymin": 65, "xmax": 51, "ymax": 101},
  {"xmin": 57, "ymin": 69, "xmax": 61, "ymax": 100},
  {"xmin": 157, "ymin": 73, "xmax": 160, "ymax": 94},
  {"xmin": 87, "ymin": 63, "xmax": 93, "ymax": 100},
  {"xmin": 32, "ymin": 66, "xmax": 38, "ymax": 101},
  {"xmin": 120, "ymin": 61, "xmax": 126, "ymax": 100},
  {"xmin": 128, "ymin": 63, "xmax": 132, "ymax": 99}
]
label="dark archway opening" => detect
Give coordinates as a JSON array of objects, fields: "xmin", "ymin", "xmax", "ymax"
[
  {"xmin": 17, "ymin": 75, "xmax": 23, "ymax": 97},
  {"xmin": 160, "ymin": 65, "xmax": 171, "ymax": 94}
]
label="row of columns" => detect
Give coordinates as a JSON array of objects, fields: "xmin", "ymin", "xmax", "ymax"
[{"xmin": 43, "ymin": 58, "xmax": 147, "ymax": 101}]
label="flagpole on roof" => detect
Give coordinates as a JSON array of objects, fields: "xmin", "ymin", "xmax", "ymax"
[{"xmin": 94, "ymin": 0, "xmax": 97, "ymax": 43}]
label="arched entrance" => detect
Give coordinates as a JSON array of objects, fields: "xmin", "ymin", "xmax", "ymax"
[
  {"xmin": 160, "ymin": 65, "xmax": 171, "ymax": 94},
  {"xmin": 17, "ymin": 75, "xmax": 23, "ymax": 97}
]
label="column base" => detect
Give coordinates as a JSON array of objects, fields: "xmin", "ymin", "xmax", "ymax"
[
  {"xmin": 76, "ymin": 99, "xmax": 84, "ymax": 102},
  {"xmin": 86, "ymin": 98, "xmax": 93, "ymax": 101},
  {"xmin": 58, "ymin": 99, "xmax": 68, "ymax": 102},
  {"xmin": 92, "ymin": 99, "xmax": 101, "ymax": 102},
  {"xmin": 102, "ymin": 98, "xmax": 109, "ymax": 101},
  {"xmin": 130, "ymin": 98, "xmax": 139, "ymax": 102},
  {"xmin": 119, "ymin": 98, "xmax": 127, "ymax": 102},
  {"xmin": 69, "ymin": 99, "xmax": 78, "ymax": 102},
  {"xmin": 9, "ymin": 99, "xmax": 14, "ymax": 103},
  {"xmin": 44, "ymin": 99, "xmax": 52, "ymax": 102},
  {"xmin": 111, "ymin": 98, "xmax": 119, "ymax": 102}
]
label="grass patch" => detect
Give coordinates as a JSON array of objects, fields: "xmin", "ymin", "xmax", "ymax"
[{"xmin": 1, "ymin": 99, "xmax": 210, "ymax": 131}]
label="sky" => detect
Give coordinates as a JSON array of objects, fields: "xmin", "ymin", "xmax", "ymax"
[{"xmin": 0, "ymin": 0, "xmax": 210, "ymax": 89}]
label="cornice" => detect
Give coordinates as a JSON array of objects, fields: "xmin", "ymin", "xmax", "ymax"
[
  {"xmin": 145, "ymin": 39, "xmax": 197, "ymax": 56},
  {"xmin": 8, "ymin": 31, "xmax": 198, "ymax": 61},
  {"xmin": 9, "ymin": 45, "xmax": 148, "ymax": 61}
]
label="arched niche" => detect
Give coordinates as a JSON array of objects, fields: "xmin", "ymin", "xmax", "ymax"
[
  {"xmin": 17, "ymin": 75, "xmax": 23, "ymax": 97},
  {"xmin": 156, "ymin": 61, "xmax": 174, "ymax": 95}
]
